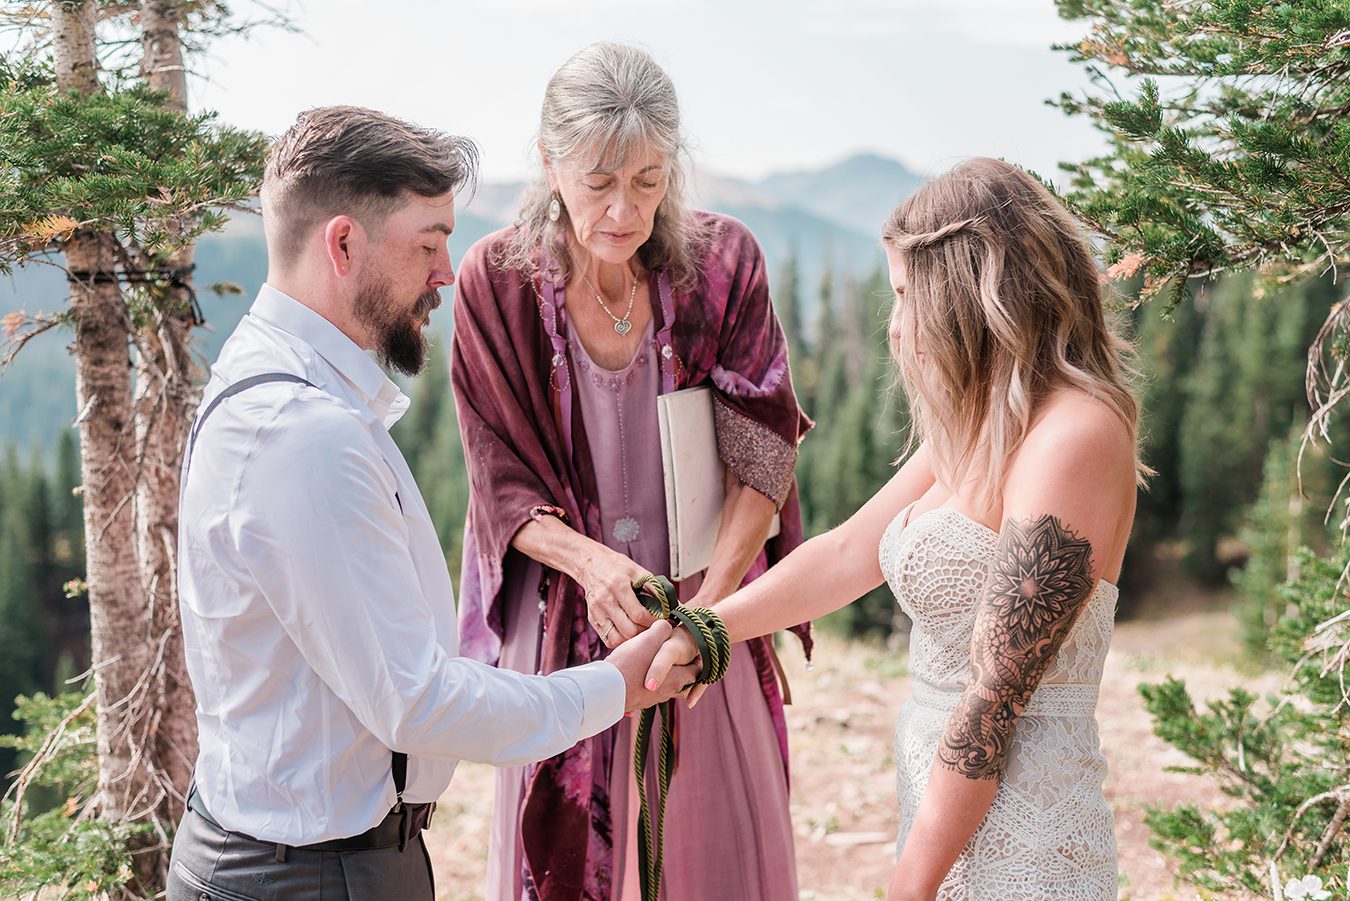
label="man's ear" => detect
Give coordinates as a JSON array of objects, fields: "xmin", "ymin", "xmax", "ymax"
[{"xmin": 323, "ymin": 215, "xmax": 361, "ymax": 278}]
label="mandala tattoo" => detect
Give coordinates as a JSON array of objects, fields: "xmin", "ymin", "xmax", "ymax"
[{"xmin": 938, "ymin": 514, "xmax": 1095, "ymax": 781}]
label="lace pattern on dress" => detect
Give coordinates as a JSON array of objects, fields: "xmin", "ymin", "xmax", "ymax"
[
  {"xmin": 909, "ymin": 679, "xmax": 1100, "ymax": 719},
  {"xmin": 879, "ymin": 506, "xmax": 1120, "ymax": 901}
]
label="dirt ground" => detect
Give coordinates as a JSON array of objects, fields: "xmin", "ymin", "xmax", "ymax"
[{"xmin": 425, "ymin": 591, "xmax": 1275, "ymax": 901}]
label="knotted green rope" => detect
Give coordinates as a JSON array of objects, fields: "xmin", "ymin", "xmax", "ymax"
[{"xmin": 629, "ymin": 574, "xmax": 731, "ymax": 901}]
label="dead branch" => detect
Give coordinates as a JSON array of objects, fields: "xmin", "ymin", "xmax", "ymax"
[{"xmin": 1, "ymin": 690, "xmax": 96, "ymax": 844}]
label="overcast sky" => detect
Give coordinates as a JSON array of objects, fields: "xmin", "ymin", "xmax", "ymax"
[
  {"xmin": 0, "ymin": 2, "xmax": 1121, "ymax": 444},
  {"xmin": 182, "ymin": 0, "xmax": 1111, "ymax": 186}
]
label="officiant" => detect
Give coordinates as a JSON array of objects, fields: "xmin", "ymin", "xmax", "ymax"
[{"xmin": 449, "ymin": 42, "xmax": 813, "ymax": 901}]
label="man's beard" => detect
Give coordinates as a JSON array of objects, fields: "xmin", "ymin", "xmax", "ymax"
[{"xmin": 353, "ymin": 278, "xmax": 440, "ymax": 377}]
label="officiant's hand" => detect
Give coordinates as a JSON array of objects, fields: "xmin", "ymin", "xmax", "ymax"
[
  {"xmin": 578, "ymin": 546, "xmax": 659, "ymax": 648},
  {"xmin": 607, "ymin": 620, "xmax": 701, "ymax": 712},
  {"xmin": 643, "ymin": 626, "xmax": 712, "ymax": 709}
]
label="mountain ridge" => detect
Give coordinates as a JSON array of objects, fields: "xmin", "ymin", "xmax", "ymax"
[{"xmin": 0, "ymin": 152, "xmax": 922, "ymax": 454}]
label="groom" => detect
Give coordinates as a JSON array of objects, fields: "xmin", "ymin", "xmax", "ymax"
[{"xmin": 166, "ymin": 106, "xmax": 695, "ymax": 901}]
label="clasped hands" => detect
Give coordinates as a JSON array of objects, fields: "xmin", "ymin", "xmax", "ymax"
[
  {"xmin": 607, "ymin": 619, "xmax": 705, "ymax": 713},
  {"xmin": 580, "ymin": 550, "xmax": 711, "ymax": 713}
]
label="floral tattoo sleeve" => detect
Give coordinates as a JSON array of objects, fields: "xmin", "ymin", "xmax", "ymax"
[{"xmin": 938, "ymin": 514, "xmax": 1096, "ymax": 781}]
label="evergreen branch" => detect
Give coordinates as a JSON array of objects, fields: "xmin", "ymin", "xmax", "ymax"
[{"xmin": 1, "ymin": 690, "xmax": 96, "ymax": 845}]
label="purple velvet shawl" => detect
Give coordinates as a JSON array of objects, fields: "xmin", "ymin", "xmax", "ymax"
[{"xmin": 451, "ymin": 212, "xmax": 813, "ymax": 900}]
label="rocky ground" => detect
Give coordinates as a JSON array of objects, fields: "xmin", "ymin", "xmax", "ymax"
[{"xmin": 425, "ymin": 588, "xmax": 1274, "ymax": 900}]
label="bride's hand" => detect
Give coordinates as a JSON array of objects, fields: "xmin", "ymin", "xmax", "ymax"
[
  {"xmin": 577, "ymin": 546, "xmax": 658, "ymax": 648},
  {"xmin": 644, "ymin": 626, "xmax": 710, "ymax": 707}
]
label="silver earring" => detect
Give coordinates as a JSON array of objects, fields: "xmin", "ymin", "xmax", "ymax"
[{"xmin": 548, "ymin": 195, "xmax": 562, "ymax": 222}]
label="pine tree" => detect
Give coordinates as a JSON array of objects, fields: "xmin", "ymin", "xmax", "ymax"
[
  {"xmin": 1054, "ymin": 1, "xmax": 1349, "ymax": 298},
  {"xmin": 20, "ymin": 452, "xmax": 57, "ymax": 684},
  {"xmin": 1174, "ymin": 275, "xmax": 1302, "ymax": 580},
  {"xmin": 1055, "ymin": 2, "xmax": 1350, "ymax": 892},
  {"xmin": 0, "ymin": 3, "xmax": 271, "ymax": 894},
  {"xmin": 774, "ymin": 245, "xmax": 807, "ymax": 378},
  {"xmin": 393, "ymin": 341, "xmax": 471, "ymax": 570},
  {"xmin": 0, "ymin": 451, "xmax": 46, "ymax": 783},
  {"xmin": 1232, "ymin": 422, "xmax": 1330, "ymax": 656},
  {"xmin": 795, "ymin": 265, "xmax": 913, "ymax": 637},
  {"xmin": 1124, "ymin": 280, "xmax": 1202, "ymax": 605},
  {"xmin": 55, "ymin": 431, "xmax": 84, "ymax": 570},
  {"xmin": 49, "ymin": 430, "xmax": 89, "ymax": 678},
  {"xmin": 1141, "ymin": 543, "xmax": 1350, "ymax": 898}
]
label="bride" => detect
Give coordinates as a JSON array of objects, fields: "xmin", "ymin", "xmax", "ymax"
[{"xmin": 648, "ymin": 157, "xmax": 1143, "ymax": 900}]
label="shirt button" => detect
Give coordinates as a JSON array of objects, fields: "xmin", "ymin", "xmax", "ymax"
[{"xmin": 661, "ymin": 345, "xmax": 673, "ymax": 359}]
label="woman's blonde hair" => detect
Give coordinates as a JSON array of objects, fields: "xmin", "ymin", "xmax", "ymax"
[
  {"xmin": 881, "ymin": 157, "xmax": 1147, "ymax": 501},
  {"xmin": 495, "ymin": 42, "xmax": 712, "ymax": 291}
]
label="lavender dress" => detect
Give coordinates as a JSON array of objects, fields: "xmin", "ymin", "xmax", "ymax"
[{"xmin": 486, "ymin": 323, "xmax": 798, "ymax": 900}]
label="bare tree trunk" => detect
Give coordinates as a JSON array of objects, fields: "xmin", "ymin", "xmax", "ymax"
[
  {"xmin": 140, "ymin": 0, "xmax": 188, "ymax": 112},
  {"xmin": 133, "ymin": 0, "xmax": 199, "ymax": 832},
  {"xmin": 52, "ymin": 1, "xmax": 99, "ymax": 94},
  {"xmin": 53, "ymin": 0, "xmax": 142, "ymax": 859},
  {"xmin": 53, "ymin": 4, "xmax": 182, "ymax": 895}
]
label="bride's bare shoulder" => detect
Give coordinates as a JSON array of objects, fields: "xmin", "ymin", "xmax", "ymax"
[
  {"xmin": 1024, "ymin": 390, "xmax": 1134, "ymax": 462},
  {"xmin": 1005, "ymin": 390, "xmax": 1136, "ymax": 514}
]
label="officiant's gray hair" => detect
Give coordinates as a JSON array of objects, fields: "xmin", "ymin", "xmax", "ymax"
[
  {"xmin": 263, "ymin": 105, "xmax": 478, "ymax": 266},
  {"xmin": 496, "ymin": 42, "xmax": 712, "ymax": 292}
]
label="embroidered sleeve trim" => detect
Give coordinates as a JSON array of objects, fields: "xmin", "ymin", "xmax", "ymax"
[{"xmin": 713, "ymin": 396, "xmax": 798, "ymax": 508}]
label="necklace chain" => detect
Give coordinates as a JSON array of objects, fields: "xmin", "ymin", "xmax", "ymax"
[{"xmin": 581, "ymin": 269, "xmax": 638, "ymax": 335}]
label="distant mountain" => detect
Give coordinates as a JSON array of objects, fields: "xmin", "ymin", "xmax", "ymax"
[
  {"xmin": 686, "ymin": 166, "xmax": 886, "ymax": 284},
  {"xmin": 688, "ymin": 169, "xmax": 775, "ymax": 210},
  {"xmin": 457, "ymin": 160, "xmax": 901, "ymax": 297},
  {"xmin": 0, "ymin": 154, "xmax": 920, "ymax": 455},
  {"xmin": 757, "ymin": 153, "xmax": 924, "ymax": 238}
]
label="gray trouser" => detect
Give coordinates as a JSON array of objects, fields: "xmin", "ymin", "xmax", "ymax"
[{"xmin": 166, "ymin": 806, "xmax": 434, "ymax": 901}]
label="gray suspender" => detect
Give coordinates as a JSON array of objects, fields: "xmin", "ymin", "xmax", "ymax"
[{"xmin": 187, "ymin": 372, "xmax": 316, "ymax": 465}]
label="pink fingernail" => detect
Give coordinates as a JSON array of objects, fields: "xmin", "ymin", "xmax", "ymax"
[{"xmin": 645, "ymin": 678, "xmax": 659, "ymax": 691}]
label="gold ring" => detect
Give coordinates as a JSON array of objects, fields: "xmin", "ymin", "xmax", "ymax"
[{"xmin": 602, "ymin": 621, "xmax": 615, "ymax": 643}]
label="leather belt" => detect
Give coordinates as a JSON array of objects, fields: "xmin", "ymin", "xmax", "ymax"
[{"xmin": 186, "ymin": 787, "xmax": 435, "ymax": 857}]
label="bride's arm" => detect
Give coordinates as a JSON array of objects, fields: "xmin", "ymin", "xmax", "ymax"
[
  {"xmin": 716, "ymin": 441, "xmax": 934, "ymax": 640},
  {"xmin": 887, "ymin": 414, "xmax": 1134, "ymax": 901},
  {"xmin": 645, "ymin": 443, "xmax": 935, "ymax": 682}
]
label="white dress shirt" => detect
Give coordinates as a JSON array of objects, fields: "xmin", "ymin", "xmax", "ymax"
[{"xmin": 178, "ymin": 285, "xmax": 624, "ymax": 844}]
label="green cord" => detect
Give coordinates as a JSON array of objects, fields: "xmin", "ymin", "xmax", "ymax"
[{"xmin": 629, "ymin": 575, "xmax": 732, "ymax": 901}]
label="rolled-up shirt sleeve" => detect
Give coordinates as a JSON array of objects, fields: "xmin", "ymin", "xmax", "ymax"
[{"xmin": 229, "ymin": 393, "xmax": 624, "ymax": 766}]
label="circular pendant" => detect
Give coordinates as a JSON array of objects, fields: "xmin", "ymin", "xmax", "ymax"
[
  {"xmin": 613, "ymin": 516, "xmax": 640, "ymax": 542},
  {"xmin": 613, "ymin": 319, "xmax": 632, "ymax": 336}
]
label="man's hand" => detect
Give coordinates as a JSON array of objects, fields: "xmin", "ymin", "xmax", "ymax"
[{"xmin": 607, "ymin": 620, "xmax": 701, "ymax": 712}]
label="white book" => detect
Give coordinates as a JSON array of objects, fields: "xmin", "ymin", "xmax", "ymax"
[{"xmin": 657, "ymin": 386, "xmax": 781, "ymax": 581}]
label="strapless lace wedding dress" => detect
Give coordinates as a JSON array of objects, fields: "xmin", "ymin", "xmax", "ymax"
[{"xmin": 879, "ymin": 507, "xmax": 1119, "ymax": 900}]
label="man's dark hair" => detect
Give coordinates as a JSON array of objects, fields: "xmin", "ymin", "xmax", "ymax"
[{"xmin": 262, "ymin": 105, "xmax": 479, "ymax": 264}]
